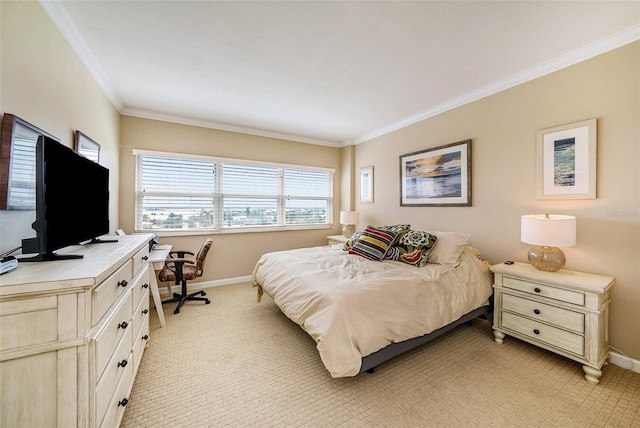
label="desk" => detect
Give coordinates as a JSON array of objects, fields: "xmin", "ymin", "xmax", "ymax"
[{"xmin": 148, "ymin": 244, "xmax": 172, "ymax": 327}]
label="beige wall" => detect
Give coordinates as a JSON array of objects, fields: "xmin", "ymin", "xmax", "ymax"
[
  {"xmin": 2, "ymin": 1, "xmax": 637, "ymax": 361},
  {"xmin": 118, "ymin": 116, "xmax": 342, "ymax": 280},
  {"xmin": 353, "ymin": 42, "xmax": 640, "ymax": 359},
  {"xmin": 0, "ymin": 1, "xmax": 121, "ymax": 253}
]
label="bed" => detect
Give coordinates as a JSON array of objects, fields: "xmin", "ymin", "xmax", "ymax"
[{"xmin": 251, "ymin": 227, "xmax": 494, "ymax": 378}]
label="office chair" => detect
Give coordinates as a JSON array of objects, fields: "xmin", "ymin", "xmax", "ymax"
[{"xmin": 159, "ymin": 238, "xmax": 212, "ymax": 314}]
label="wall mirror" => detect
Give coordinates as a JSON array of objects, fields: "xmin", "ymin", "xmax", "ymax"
[{"xmin": 0, "ymin": 113, "xmax": 59, "ymax": 210}]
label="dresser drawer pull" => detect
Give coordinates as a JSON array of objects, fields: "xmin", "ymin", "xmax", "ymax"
[
  {"xmin": 118, "ymin": 359, "xmax": 128, "ymax": 368},
  {"xmin": 117, "ymin": 280, "xmax": 128, "ymax": 288},
  {"xmin": 534, "ymin": 309, "xmax": 541, "ymax": 315},
  {"xmin": 142, "ymin": 335, "xmax": 149, "ymax": 341},
  {"xmin": 142, "ymin": 309, "xmax": 149, "ymax": 315},
  {"xmin": 534, "ymin": 287, "xmax": 541, "ymax": 293},
  {"xmin": 118, "ymin": 321, "xmax": 129, "ymax": 330},
  {"xmin": 118, "ymin": 398, "xmax": 129, "ymax": 407},
  {"xmin": 533, "ymin": 329, "xmax": 540, "ymax": 335},
  {"xmin": 142, "ymin": 255, "xmax": 149, "ymax": 261},
  {"xmin": 142, "ymin": 283, "xmax": 149, "ymax": 289}
]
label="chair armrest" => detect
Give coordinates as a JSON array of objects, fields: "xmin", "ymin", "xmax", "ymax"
[
  {"xmin": 169, "ymin": 250, "xmax": 195, "ymax": 258},
  {"xmin": 164, "ymin": 258, "xmax": 195, "ymax": 266}
]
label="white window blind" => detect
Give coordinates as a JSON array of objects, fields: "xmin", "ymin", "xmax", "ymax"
[
  {"xmin": 136, "ymin": 156, "xmax": 216, "ymax": 230},
  {"xmin": 135, "ymin": 152, "xmax": 332, "ymax": 232},
  {"xmin": 7, "ymin": 137, "xmax": 38, "ymax": 210}
]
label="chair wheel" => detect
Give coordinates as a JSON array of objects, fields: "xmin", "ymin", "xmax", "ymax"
[
  {"xmin": 174, "ymin": 309, "xmax": 180, "ymax": 314},
  {"xmin": 201, "ymin": 291, "xmax": 206, "ymax": 296},
  {"xmin": 205, "ymin": 299, "xmax": 211, "ymax": 304}
]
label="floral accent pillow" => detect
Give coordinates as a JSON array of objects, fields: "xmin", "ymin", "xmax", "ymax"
[
  {"xmin": 342, "ymin": 229, "xmax": 364, "ymax": 251},
  {"xmin": 378, "ymin": 224, "xmax": 411, "ymax": 245},
  {"xmin": 384, "ymin": 230, "xmax": 438, "ymax": 267}
]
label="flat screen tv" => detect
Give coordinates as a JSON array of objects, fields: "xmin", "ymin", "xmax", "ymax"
[{"xmin": 20, "ymin": 135, "xmax": 114, "ymax": 261}]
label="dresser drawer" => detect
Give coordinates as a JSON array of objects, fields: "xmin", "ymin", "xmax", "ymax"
[
  {"xmin": 131, "ymin": 268, "xmax": 150, "ymax": 312},
  {"xmin": 502, "ymin": 293, "xmax": 585, "ymax": 333},
  {"xmin": 94, "ymin": 291, "xmax": 133, "ymax": 379},
  {"xmin": 99, "ymin": 355, "xmax": 134, "ymax": 428},
  {"xmin": 133, "ymin": 298, "xmax": 149, "ymax": 373},
  {"xmin": 503, "ymin": 276, "xmax": 585, "ymax": 306},
  {"xmin": 501, "ymin": 311, "xmax": 584, "ymax": 356},
  {"xmin": 93, "ymin": 260, "xmax": 133, "ymax": 325},
  {"xmin": 0, "ymin": 296, "xmax": 58, "ymax": 351},
  {"xmin": 95, "ymin": 326, "xmax": 133, "ymax": 425},
  {"xmin": 132, "ymin": 246, "xmax": 150, "ymax": 279},
  {"xmin": 132, "ymin": 288, "xmax": 150, "ymax": 341}
]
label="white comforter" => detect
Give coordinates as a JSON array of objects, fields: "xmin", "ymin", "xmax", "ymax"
[{"xmin": 251, "ymin": 245, "xmax": 493, "ymax": 378}]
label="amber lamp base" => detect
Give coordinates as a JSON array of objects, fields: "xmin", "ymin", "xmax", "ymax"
[{"xmin": 528, "ymin": 245, "xmax": 566, "ymax": 272}]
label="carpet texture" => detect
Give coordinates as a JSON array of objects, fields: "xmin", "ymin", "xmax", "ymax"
[{"xmin": 122, "ymin": 283, "xmax": 639, "ymax": 427}]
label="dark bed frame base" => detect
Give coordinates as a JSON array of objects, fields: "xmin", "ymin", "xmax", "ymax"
[{"xmin": 360, "ymin": 302, "xmax": 493, "ymax": 374}]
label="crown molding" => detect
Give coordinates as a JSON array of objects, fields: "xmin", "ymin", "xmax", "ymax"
[
  {"xmin": 352, "ymin": 24, "xmax": 640, "ymax": 145},
  {"xmin": 122, "ymin": 109, "xmax": 343, "ymax": 148},
  {"xmin": 39, "ymin": 0, "xmax": 124, "ymax": 111}
]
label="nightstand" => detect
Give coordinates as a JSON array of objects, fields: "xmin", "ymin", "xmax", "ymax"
[
  {"xmin": 490, "ymin": 262, "xmax": 615, "ymax": 384},
  {"xmin": 327, "ymin": 235, "xmax": 348, "ymax": 246}
]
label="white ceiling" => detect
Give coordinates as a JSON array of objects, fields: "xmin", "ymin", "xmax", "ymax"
[{"xmin": 42, "ymin": 1, "xmax": 640, "ymax": 147}]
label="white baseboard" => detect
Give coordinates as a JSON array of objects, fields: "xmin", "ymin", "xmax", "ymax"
[
  {"xmin": 609, "ymin": 351, "xmax": 640, "ymax": 373},
  {"xmin": 159, "ymin": 275, "xmax": 252, "ymax": 296}
]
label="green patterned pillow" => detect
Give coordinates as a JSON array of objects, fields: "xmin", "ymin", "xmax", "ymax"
[
  {"xmin": 384, "ymin": 230, "xmax": 437, "ymax": 267},
  {"xmin": 342, "ymin": 229, "xmax": 364, "ymax": 251},
  {"xmin": 378, "ymin": 224, "xmax": 411, "ymax": 245}
]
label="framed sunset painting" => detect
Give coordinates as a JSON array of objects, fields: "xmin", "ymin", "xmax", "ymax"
[{"xmin": 399, "ymin": 140, "xmax": 471, "ymax": 207}]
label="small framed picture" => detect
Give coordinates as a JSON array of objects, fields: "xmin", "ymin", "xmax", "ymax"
[
  {"xmin": 360, "ymin": 165, "xmax": 374, "ymax": 203},
  {"xmin": 74, "ymin": 131, "xmax": 101, "ymax": 163},
  {"xmin": 400, "ymin": 140, "xmax": 471, "ymax": 206},
  {"xmin": 536, "ymin": 118, "xmax": 596, "ymax": 199}
]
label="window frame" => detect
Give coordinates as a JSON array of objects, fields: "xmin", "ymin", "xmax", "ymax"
[{"xmin": 133, "ymin": 149, "xmax": 334, "ymax": 235}]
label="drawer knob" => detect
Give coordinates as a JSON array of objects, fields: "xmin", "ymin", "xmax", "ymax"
[
  {"xmin": 118, "ymin": 359, "xmax": 128, "ymax": 368},
  {"xmin": 118, "ymin": 398, "xmax": 129, "ymax": 407},
  {"xmin": 142, "ymin": 283, "xmax": 149, "ymax": 289},
  {"xmin": 118, "ymin": 280, "xmax": 128, "ymax": 288},
  {"xmin": 534, "ymin": 309, "xmax": 541, "ymax": 315},
  {"xmin": 142, "ymin": 255, "xmax": 149, "ymax": 261},
  {"xmin": 142, "ymin": 309, "xmax": 149, "ymax": 315},
  {"xmin": 533, "ymin": 329, "xmax": 540, "ymax": 335},
  {"xmin": 118, "ymin": 321, "xmax": 129, "ymax": 330},
  {"xmin": 142, "ymin": 335, "xmax": 149, "ymax": 341},
  {"xmin": 534, "ymin": 287, "xmax": 541, "ymax": 293}
]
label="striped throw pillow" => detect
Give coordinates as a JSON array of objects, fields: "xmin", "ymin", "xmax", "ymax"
[{"xmin": 348, "ymin": 226, "xmax": 398, "ymax": 261}]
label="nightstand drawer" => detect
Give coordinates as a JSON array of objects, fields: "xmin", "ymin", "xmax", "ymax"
[
  {"xmin": 502, "ymin": 294, "xmax": 584, "ymax": 333},
  {"xmin": 503, "ymin": 276, "xmax": 584, "ymax": 306},
  {"xmin": 502, "ymin": 312, "xmax": 584, "ymax": 356}
]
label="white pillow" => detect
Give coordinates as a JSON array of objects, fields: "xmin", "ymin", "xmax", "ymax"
[{"xmin": 426, "ymin": 231, "xmax": 470, "ymax": 266}]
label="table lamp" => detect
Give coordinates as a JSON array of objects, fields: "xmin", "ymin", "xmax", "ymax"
[
  {"xmin": 340, "ymin": 211, "xmax": 360, "ymax": 238},
  {"xmin": 521, "ymin": 214, "xmax": 576, "ymax": 272}
]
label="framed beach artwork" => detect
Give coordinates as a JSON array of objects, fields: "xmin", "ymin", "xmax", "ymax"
[
  {"xmin": 536, "ymin": 118, "xmax": 596, "ymax": 200},
  {"xmin": 74, "ymin": 130, "xmax": 101, "ymax": 163},
  {"xmin": 360, "ymin": 165, "xmax": 373, "ymax": 203},
  {"xmin": 399, "ymin": 140, "xmax": 471, "ymax": 207}
]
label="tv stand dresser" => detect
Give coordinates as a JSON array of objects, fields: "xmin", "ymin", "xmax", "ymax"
[{"xmin": 0, "ymin": 234, "xmax": 153, "ymax": 427}]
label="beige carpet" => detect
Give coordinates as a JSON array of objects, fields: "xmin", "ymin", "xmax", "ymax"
[{"xmin": 122, "ymin": 283, "xmax": 639, "ymax": 427}]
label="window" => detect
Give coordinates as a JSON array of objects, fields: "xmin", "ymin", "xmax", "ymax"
[{"xmin": 135, "ymin": 151, "xmax": 333, "ymax": 233}]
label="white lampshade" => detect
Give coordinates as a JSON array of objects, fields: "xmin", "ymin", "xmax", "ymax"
[
  {"xmin": 340, "ymin": 211, "xmax": 360, "ymax": 225},
  {"xmin": 521, "ymin": 214, "xmax": 576, "ymax": 247}
]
